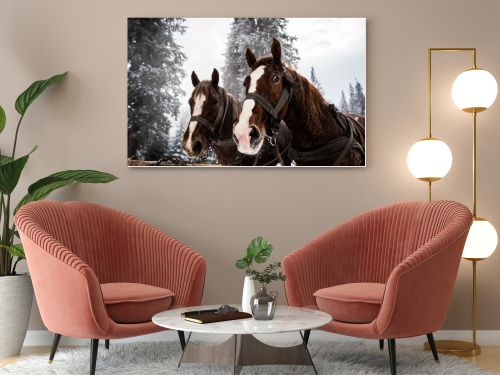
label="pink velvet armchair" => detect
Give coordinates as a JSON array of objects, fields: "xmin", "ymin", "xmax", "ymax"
[
  {"xmin": 283, "ymin": 200, "xmax": 472, "ymax": 375},
  {"xmin": 16, "ymin": 200, "xmax": 206, "ymax": 375}
]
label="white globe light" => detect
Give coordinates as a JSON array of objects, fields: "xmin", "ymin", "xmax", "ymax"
[
  {"xmin": 452, "ymin": 69, "xmax": 498, "ymax": 112},
  {"xmin": 462, "ymin": 218, "xmax": 498, "ymax": 259},
  {"xmin": 407, "ymin": 138, "xmax": 453, "ymax": 181}
]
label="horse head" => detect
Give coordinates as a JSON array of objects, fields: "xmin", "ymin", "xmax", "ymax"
[
  {"xmin": 182, "ymin": 68, "xmax": 226, "ymax": 158},
  {"xmin": 233, "ymin": 38, "xmax": 298, "ymax": 155}
]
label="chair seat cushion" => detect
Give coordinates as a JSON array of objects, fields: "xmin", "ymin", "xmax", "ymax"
[
  {"xmin": 313, "ymin": 283, "xmax": 385, "ymax": 324},
  {"xmin": 101, "ymin": 283, "xmax": 174, "ymax": 324}
]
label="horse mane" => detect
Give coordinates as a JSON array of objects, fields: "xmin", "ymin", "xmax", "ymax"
[
  {"xmin": 287, "ymin": 68, "xmax": 331, "ymax": 137},
  {"xmin": 252, "ymin": 57, "xmax": 336, "ymax": 138},
  {"xmin": 226, "ymin": 92, "xmax": 242, "ymax": 116}
]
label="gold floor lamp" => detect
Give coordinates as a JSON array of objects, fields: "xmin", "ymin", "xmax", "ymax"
[{"xmin": 407, "ymin": 48, "xmax": 498, "ymax": 356}]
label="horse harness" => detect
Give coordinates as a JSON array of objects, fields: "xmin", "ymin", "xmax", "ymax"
[
  {"xmin": 245, "ymin": 69, "xmax": 300, "ymax": 148},
  {"xmin": 189, "ymin": 88, "xmax": 234, "ymax": 148},
  {"xmin": 243, "ymin": 67, "xmax": 365, "ymax": 166},
  {"xmin": 288, "ymin": 105, "xmax": 365, "ymax": 166},
  {"xmin": 250, "ymin": 122, "xmax": 292, "ymax": 166}
]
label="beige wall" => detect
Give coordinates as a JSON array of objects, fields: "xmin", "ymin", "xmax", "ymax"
[{"xmin": 1, "ymin": 0, "xmax": 500, "ymax": 331}]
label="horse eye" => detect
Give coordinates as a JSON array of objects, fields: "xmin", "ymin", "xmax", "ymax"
[
  {"xmin": 243, "ymin": 76, "xmax": 250, "ymax": 88},
  {"xmin": 272, "ymin": 75, "xmax": 280, "ymax": 83}
]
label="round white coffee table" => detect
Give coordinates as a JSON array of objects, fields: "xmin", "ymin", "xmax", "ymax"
[{"xmin": 153, "ymin": 305, "xmax": 331, "ymax": 374}]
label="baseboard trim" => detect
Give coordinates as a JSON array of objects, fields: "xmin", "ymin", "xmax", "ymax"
[{"xmin": 23, "ymin": 329, "xmax": 500, "ymax": 347}]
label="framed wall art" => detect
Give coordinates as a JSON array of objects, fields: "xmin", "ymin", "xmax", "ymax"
[{"xmin": 128, "ymin": 18, "xmax": 366, "ymax": 167}]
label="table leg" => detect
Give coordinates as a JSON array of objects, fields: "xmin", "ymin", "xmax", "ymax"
[
  {"xmin": 233, "ymin": 335, "xmax": 241, "ymax": 375},
  {"xmin": 300, "ymin": 331, "xmax": 318, "ymax": 375},
  {"xmin": 177, "ymin": 332, "xmax": 192, "ymax": 368}
]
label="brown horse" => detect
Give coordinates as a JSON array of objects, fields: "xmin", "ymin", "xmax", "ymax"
[
  {"xmin": 233, "ymin": 38, "xmax": 365, "ymax": 166},
  {"xmin": 182, "ymin": 68, "xmax": 292, "ymax": 166}
]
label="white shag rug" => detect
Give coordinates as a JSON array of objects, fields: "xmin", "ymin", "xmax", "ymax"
[{"xmin": 0, "ymin": 341, "xmax": 494, "ymax": 374}]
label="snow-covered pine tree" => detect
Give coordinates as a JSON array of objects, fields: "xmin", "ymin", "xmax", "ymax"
[
  {"xmin": 310, "ymin": 67, "xmax": 324, "ymax": 95},
  {"xmin": 128, "ymin": 18, "xmax": 187, "ymax": 160},
  {"xmin": 339, "ymin": 90, "xmax": 349, "ymax": 112},
  {"xmin": 168, "ymin": 106, "xmax": 191, "ymax": 162},
  {"xmin": 354, "ymin": 79, "xmax": 366, "ymax": 116},
  {"xmin": 347, "ymin": 82, "xmax": 356, "ymax": 114},
  {"xmin": 222, "ymin": 18, "xmax": 299, "ymax": 101}
]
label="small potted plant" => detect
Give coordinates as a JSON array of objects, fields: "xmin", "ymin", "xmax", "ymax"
[
  {"xmin": 248, "ymin": 261, "xmax": 286, "ymax": 320},
  {"xmin": 235, "ymin": 237, "xmax": 286, "ymax": 319}
]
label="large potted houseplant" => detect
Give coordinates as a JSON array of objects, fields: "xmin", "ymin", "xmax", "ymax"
[{"xmin": 0, "ymin": 72, "xmax": 117, "ymax": 357}]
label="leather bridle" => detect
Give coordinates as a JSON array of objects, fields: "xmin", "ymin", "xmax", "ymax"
[
  {"xmin": 189, "ymin": 88, "xmax": 232, "ymax": 147},
  {"xmin": 244, "ymin": 67, "xmax": 300, "ymax": 145}
]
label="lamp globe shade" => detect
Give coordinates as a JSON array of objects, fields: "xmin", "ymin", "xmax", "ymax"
[
  {"xmin": 407, "ymin": 138, "xmax": 453, "ymax": 181},
  {"xmin": 462, "ymin": 218, "xmax": 498, "ymax": 259},
  {"xmin": 452, "ymin": 69, "xmax": 498, "ymax": 112}
]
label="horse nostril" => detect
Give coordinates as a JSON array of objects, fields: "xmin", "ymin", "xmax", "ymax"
[
  {"xmin": 233, "ymin": 134, "xmax": 239, "ymax": 145},
  {"xmin": 192, "ymin": 140, "xmax": 203, "ymax": 154},
  {"xmin": 249, "ymin": 126, "xmax": 261, "ymax": 146}
]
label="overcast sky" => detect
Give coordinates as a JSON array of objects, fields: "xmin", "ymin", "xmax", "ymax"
[{"xmin": 176, "ymin": 17, "xmax": 365, "ymax": 108}]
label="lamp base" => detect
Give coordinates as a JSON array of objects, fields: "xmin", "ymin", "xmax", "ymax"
[{"xmin": 424, "ymin": 340, "xmax": 481, "ymax": 357}]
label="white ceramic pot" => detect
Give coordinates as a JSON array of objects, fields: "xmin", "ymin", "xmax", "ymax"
[
  {"xmin": 0, "ymin": 274, "xmax": 33, "ymax": 358},
  {"xmin": 241, "ymin": 275, "xmax": 255, "ymax": 313}
]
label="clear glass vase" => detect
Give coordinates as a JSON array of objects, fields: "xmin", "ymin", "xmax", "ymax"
[{"xmin": 250, "ymin": 285, "xmax": 278, "ymax": 320}]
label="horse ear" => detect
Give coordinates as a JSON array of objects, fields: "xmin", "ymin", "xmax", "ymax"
[
  {"xmin": 271, "ymin": 38, "xmax": 282, "ymax": 65},
  {"xmin": 246, "ymin": 48, "xmax": 256, "ymax": 68},
  {"xmin": 211, "ymin": 68, "xmax": 219, "ymax": 87},
  {"xmin": 191, "ymin": 71, "xmax": 200, "ymax": 87}
]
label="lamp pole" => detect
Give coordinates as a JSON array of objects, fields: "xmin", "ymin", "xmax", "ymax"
[
  {"xmin": 423, "ymin": 47, "xmax": 483, "ymax": 357},
  {"xmin": 424, "ymin": 48, "xmax": 476, "ymax": 203}
]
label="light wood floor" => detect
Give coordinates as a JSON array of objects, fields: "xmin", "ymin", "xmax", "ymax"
[{"xmin": 2, "ymin": 345, "xmax": 500, "ymax": 372}]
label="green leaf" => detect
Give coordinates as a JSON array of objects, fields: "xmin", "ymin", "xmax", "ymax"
[
  {"xmin": 0, "ymin": 105, "xmax": 5, "ymax": 134},
  {"xmin": 0, "ymin": 244, "xmax": 24, "ymax": 259},
  {"xmin": 15, "ymin": 72, "xmax": 67, "ymax": 115},
  {"xmin": 14, "ymin": 169, "xmax": 117, "ymax": 214},
  {"xmin": 235, "ymin": 258, "xmax": 250, "ymax": 269},
  {"xmin": 246, "ymin": 237, "xmax": 273, "ymax": 264},
  {"xmin": 27, "ymin": 169, "xmax": 117, "ymax": 195},
  {"xmin": 0, "ymin": 155, "xmax": 13, "ymax": 166},
  {"xmin": 0, "ymin": 150, "xmax": 34, "ymax": 194},
  {"xmin": 35, "ymin": 169, "xmax": 117, "ymax": 189},
  {"xmin": 16, "ymin": 180, "xmax": 73, "ymax": 212}
]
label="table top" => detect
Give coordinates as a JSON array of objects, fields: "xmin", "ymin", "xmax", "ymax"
[{"xmin": 152, "ymin": 305, "xmax": 332, "ymax": 335}]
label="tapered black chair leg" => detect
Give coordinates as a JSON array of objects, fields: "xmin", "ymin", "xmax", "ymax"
[
  {"xmin": 48, "ymin": 333, "xmax": 62, "ymax": 363},
  {"xmin": 379, "ymin": 339, "xmax": 384, "ymax": 350},
  {"xmin": 177, "ymin": 330, "xmax": 186, "ymax": 350},
  {"xmin": 388, "ymin": 339, "xmax": 396, "ymax": 375},
  {"xmin": 426, "ymin": 333, "xmax": 439, "ymax": 362},
  {"xmin": 105, "ymin": 339, "xmax": 110, "ymax": 350},
  {"xmin": 303, "ymin": 329, "xmax": 311, "ymax": 347},
  {"xmin": 90, "ymin": 339, "xmax": 99, "ymax": 375}
]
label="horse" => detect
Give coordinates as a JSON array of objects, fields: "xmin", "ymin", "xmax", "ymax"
[
  {"xmin": 232, "ymin": 38, "xmax": 365, "ymax": 166},
  {"xmin": 182, "ymin": 68, "xmax": 292, "ymax": 166}
]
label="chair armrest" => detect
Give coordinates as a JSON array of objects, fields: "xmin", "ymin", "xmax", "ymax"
[
  {"xmin": 125, "ymin": 219, "xmax": 206, "ymax": 307},
  {"xmin": 283, "ymin": 220, "xmax": 358, "ymax": 307},
  {"xmin": 375, "ymin": 227, "xmax": 470, "ymax": 338},
  {"xmin": 17, "ymin": 230, "xmax": 111, "ymax": 339}
]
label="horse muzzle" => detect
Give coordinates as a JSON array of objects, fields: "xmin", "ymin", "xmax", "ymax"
[
  {"xmin": 233, "ymin": 124, "xmax": 264, "ymax": 155},
  {"xmin": 182, "ymin": 138, "xmax": 206, "ymax": 158}
]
